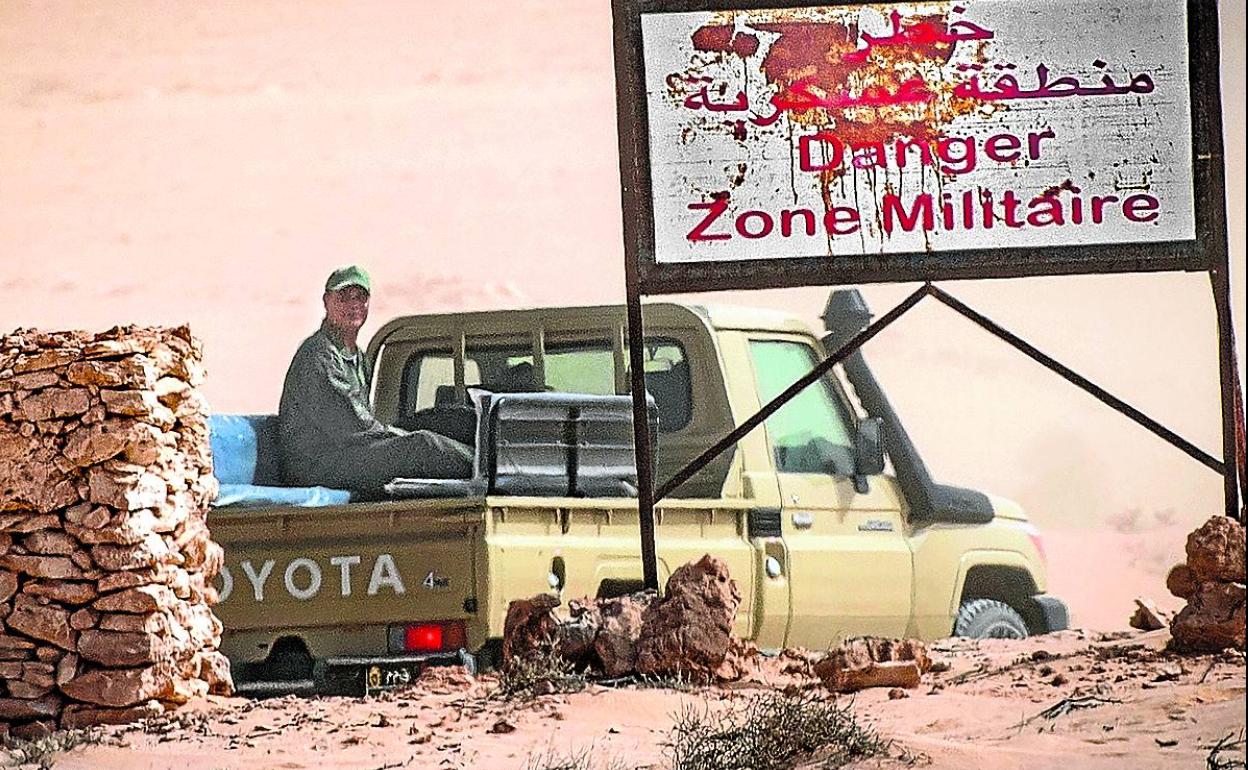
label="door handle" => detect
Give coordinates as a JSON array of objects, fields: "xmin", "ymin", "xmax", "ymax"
[{"xmin": 791, "ymin": 511, "xmax": 814, "ymax": 529}]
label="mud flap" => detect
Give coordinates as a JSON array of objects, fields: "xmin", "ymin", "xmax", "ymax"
[{"xmin": 1026, "ymin": 595, "xmax": 1070, "ymax": 634}]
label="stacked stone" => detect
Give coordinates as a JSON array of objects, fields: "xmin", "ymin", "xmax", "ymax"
[
  {"xmin": 1166, "ymin": 515, "xmax": 1246, "ymax": 653},
  {"xmin": 0, "ymin": 325, "xmax": 230, "ymax": 738}
]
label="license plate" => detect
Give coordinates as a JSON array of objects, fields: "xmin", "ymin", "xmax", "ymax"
[{"xmin": 364, "ymin": 662, "xmax": 421, "ymax": 695}]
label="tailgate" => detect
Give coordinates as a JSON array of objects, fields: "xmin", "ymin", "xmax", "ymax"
[{"xmin": 209, "ymin": 498, "xmax": 484, "ymax": 655}]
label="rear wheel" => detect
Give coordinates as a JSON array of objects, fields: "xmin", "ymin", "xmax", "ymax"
[
  {"xmin": 472, "ymin": 640, "xmax": 504, "ymax": 674},
  {"xmin": 265, "ymin": 638, "xmax": 315, "ymax": 681},
  {"xmin": 954, "ymin": 598, "xmax": 1028, "ymax": 639}
]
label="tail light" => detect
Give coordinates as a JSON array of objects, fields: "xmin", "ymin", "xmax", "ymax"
[
  {"xmin": 394, "ymin": 620, "xmax": 466, "ymax": 653},
  {"xmin": 1024, "ymin": 525, "xmax": 1047, "ymax": 565}
]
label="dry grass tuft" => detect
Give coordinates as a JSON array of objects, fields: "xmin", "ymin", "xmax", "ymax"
[
  {"xmin": 667, "ymin": 690, "xmax": 888, "ymax": 770},
  {"xmin": 2, "ymin": 729, "xmax": 102, "ymax": 770},
  {"xmin": 521, "ymin": 744, "xmax": 633, "ymax": 770},
  {"xmin": 1206, "ymin": 730, "xmax": 1247, "ymax": 770},
  {"xmin": 495, "ymin": 644, "xmax": 586, "ymax": 700}
]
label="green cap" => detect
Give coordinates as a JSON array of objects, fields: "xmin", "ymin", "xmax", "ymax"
[{"xmin": 324, "ymin": 265, "xmax": 371, "ymax": 293}]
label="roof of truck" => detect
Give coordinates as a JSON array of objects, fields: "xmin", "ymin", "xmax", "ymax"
[
  {"xmin": 691, "ymin": 303, "xmax": 815, "ymax": 334},
  {"xmin": 372, "ymin": 300, "xmax": 815, "ymax": 345}
]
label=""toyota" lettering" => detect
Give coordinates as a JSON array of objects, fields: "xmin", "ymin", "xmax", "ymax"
[{"xmin": 216, "ymin": 553, "xmax": 408, "ymax": 602}]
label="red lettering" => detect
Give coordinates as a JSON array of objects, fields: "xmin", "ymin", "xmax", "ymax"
[
  {"xmin": 799, "ymin": 132, "xmax": 845, "ymax": 173},
  {"xmin": 1028, "ymin": 129, "xmax": 1056, "ymax": 160},
  {"xmin": 780, "ymin": 208, "xmax": 816, "ymax": 237},
  {"xmin": 1026, "ymin": 196, "xmax": 1064, "ymax": 227},
  {"xmin": 940, "ymin": 192, "xmax": 956, "ymax": 230},
  {"xmin": 882, "ymin": 193, "xmax": 933, "ymax": 233},
  {"xmin": 687, "ymin": 198, "xmax": 731, "ymax": 241},
  {"xmin": 736, "ymin": 210, "xmax": 774, "ymax": 238},
  {"xmin": 1001, "ymin": 190, "xmax": 1025, "ymax": 228},
  {"xmin": 1122, "ymin": 194, "xmax": 1160, "ymax": 222},
  {"xmin": 851, "ymin": 142, "xmax": 886, "ymax": 170},
  {"xmin": 823, "ymin": 206, "xmax": 860, "ymax": 235},
  {"xmin": 937, "ymin": 136, "xmax": 976, "ymax": 174},
  {"xmin": 984, "ymin": 134, "xmax": 1022, "ymax": 163},
  {"xmin": 893, "ymin": 137, "xmax": 933, "ymax": 168},
  {"xmin": 790, "ymin": 130, "xmax": 1053, "ymax": 177},
  {"xmin": 1091, "ymin": 194, "xmax": 1120, "ymax": 224}
]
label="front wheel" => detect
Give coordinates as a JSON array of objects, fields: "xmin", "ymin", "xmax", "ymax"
[{"xmin": 954, "ymin": 598, "xmax": 1028, "ymax": 639}]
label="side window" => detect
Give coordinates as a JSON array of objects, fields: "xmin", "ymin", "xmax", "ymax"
[
  {"xmin": 749, "ymin": 340, "xmax": 855, "ymax": 476},
  {"xmin": 473, "ymin": 349, "xmax": 535, "ymax": 393}
]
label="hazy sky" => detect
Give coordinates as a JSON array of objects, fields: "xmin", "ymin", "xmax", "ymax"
[{"xmin": 1, "ymin": 1, "xmax": 1242, "ymax": 530}]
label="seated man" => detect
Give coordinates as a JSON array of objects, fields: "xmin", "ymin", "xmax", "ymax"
[{"xmin": 278, "ymin": 265, "xmax": 473, "ymax": 491}]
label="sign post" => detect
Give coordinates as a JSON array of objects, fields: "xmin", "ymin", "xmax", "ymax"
[{"xmin": 612, "ymin": 0, "xmax": 1238, "ymax": 589}]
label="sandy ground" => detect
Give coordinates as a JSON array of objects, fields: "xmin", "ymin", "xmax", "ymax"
[{"xmin": 21, "ymin": 628, "xmax": 1243, "ymax": 770}]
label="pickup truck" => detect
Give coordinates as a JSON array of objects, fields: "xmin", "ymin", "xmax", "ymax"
[{"xmin": 208, "ymin": 289, "xmax": 1068, "ymax": 695}]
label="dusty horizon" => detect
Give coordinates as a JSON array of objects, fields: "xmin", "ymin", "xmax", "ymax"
[{"xmin": 1, "ymin": 1, "xmax": 1243, "ymax": 549}]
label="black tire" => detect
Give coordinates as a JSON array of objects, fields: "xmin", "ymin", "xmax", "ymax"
[
  {"xmin": 472, "ymin": 640, "xmax": 504, "ymax": 674},
  {"xmin": 265, "ymin": 638, "xmax": 314, "ymax": 681},
  {"xmin": 954, "ymin": 598, "xmax": 1029, "ymax": 639}
]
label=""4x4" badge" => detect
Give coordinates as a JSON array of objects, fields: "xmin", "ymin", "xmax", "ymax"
[{"xmin": 422, "ymin": 571, "xmax": 451, "ymax": 590}]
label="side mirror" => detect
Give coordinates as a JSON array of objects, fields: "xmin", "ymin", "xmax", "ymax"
[{"xmin": 854, "ymin": 417, "xmax": 885, "ymax": 489}]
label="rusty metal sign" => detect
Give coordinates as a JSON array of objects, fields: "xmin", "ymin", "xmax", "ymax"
[{"xmin": 613, "ymin": 0, "xmax": 1226, "ymax": 293}]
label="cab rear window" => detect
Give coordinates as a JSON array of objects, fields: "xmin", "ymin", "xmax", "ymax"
[{"xmin": 400, "ymin": 339, "xmax": 691, "ymax": 432}]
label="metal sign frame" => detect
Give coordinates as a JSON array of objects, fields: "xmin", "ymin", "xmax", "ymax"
[
  {"xmin": 615, "ymin": 0, "xmax": 1227, "ymax": 292},
  {"xmin": 612, "ymin": 0, "xmax": 1238, "ymax": 591}
]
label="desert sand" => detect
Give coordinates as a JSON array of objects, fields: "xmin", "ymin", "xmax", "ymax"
[{"xmin": 25, "ymin": 627, "xmax": 1245, "ymax": 770}]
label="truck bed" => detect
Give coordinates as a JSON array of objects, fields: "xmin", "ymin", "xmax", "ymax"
[{"xmin": 209, "ymin": 495, "xmax": 762, "ymax": 666}]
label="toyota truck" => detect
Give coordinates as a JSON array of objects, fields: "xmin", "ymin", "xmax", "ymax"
[{"xmin": 207, "ymin": 289, "xmax": 1068, "ymax": 695}]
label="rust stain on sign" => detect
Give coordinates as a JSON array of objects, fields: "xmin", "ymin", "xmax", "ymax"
[
  {"xmin": 691, "ymin": 25, "xmax": 761, "ymax": 57},
  {"xmin": 685, "ymin": 9, "xmax": 993, "ymax": 164}
]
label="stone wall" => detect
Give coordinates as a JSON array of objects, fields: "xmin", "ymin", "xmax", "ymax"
[{"xmin": 0, "ymin": 326, "xmax": 230, "ymax": 738}]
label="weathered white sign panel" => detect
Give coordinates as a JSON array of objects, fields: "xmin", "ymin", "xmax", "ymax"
[{"xmin": 641, "ymin": 0, "xmax": 1194, "ymax": 263}]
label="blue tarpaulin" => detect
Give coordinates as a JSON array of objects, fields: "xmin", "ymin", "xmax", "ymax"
[{"xmin": 209, "ymin": 414, "xmax": 350, "ymax": 508}]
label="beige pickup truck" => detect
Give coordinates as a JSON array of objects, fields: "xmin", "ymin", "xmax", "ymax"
[{"xmin": 208, "ymin": 290, "xmax": 1066, "ymax": 695}]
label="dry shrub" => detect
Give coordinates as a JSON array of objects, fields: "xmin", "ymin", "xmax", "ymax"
[
  {"xmin": 667, "ymin": 690, "xmax": 888, "ymax": 770},
  {"xmin": 1206, "ymin": 730, "xmax": 1246, "ymax": 770},
  {"xmin": 495, "ymin": 644, "xmax": 586, "ymax": 700},
  {"xmin": 521, "ymin": 745, "xmax": 631, "ymax": 770},
  {"xmin": 2, "ymin": 729, "xmax": 102, "ymax": 770}
]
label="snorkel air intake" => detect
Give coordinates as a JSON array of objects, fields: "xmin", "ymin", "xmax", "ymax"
[{"xmin": 822, "ymin": 289, "xmax": 994, "ymax": 524}]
